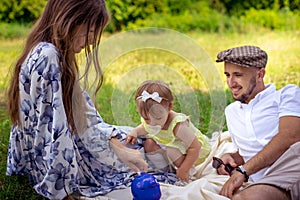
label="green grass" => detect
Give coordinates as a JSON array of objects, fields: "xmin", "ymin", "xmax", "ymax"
[{"xmin": 0, "ymin": 26, "xmax": 299, "ymax": 199}]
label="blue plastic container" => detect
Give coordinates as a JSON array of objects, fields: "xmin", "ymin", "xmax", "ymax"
[{"xmin": 131, "ymin": 172, "xmax": 161, "ymax": 200}]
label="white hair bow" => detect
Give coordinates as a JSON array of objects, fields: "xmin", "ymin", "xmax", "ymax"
[{"xmin": 136, "ymin": 90, "xmax": 163, "ymax": 103}]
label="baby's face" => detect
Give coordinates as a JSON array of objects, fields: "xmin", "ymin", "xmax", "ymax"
[{"xmin": 145, "ymin": 104, "xmax": 169, "ymax": 128}]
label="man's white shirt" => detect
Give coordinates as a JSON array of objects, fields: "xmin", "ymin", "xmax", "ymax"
[{"xmin": 225, "ymin": 84, "xmax": 300, "ymax": 182}]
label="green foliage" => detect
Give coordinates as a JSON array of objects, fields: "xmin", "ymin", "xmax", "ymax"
[
  {"xmin": 242, "ymin": 8, "xmax": 300, "ymax": 30},
  {"xmin": 127, "ymin": 1, "xmax": 231, "ymax": 33},
  {"xmin": 106, "ymin": 0, "xmax": 168, "ymax": 31},
  {"xmin": 166, "ymin": 0, "xmax": 196, "ymax": 14},
  {"xmin": 0, "ymin": 22, "xmax": 31, "ymax": 39},
  {"xmin": 0, "ymin": 0, "xmax": 299, "ymax": 33},
  {"xmin": 0, "ymin": 0, "xmax": 47, "ymax": 23},
  {"xmin": 117, "ymin": 0, "xmax": 300, "ymax": 33},
  {"xmin": 290, "ymin": 0, "xmax": 300, "ymax": 11},
  {"xmin": 211, "ymin": 0, "xmax": 274, "ymax": 15},
  {"xmin": 210, "ymin": 0, "xmax": 300, "ymax": 15}
]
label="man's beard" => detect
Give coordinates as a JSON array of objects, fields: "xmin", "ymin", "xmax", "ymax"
[{"xmin": 233, "ymin": 76, "xmax": 257, "ymax": 103}]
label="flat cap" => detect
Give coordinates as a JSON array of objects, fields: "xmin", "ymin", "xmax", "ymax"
[{"xmin": 216, "ymin": 45, "xmax": 268, "ymax": 68}]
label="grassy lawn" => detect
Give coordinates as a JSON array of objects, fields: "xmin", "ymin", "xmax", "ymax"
[{"xmin": 0, "ymin": 28, "xmax": 299, "ymax": 199}]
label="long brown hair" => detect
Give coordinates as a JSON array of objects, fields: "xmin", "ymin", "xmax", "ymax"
[{"xmin": 8, "ymin": 0, "xmax": 110, "ymax": 131}]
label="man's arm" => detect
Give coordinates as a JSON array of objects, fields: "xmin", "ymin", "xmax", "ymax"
[
  {"xmin": 220, "ymin": 116, "xmax": 300, "ymax": 198},
  {"xmin": 244, "ymin": 116, "xmax": 300, "ymax": 176}
]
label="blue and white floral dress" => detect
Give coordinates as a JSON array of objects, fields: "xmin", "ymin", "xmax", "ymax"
[{"xmin": 6, "ymin": 42, "xmax": 176, "ymax": 199}]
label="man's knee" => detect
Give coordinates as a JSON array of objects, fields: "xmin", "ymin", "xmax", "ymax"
[
  {"xmin": 232, "ymin": 184, "xmax": 291, "ymax": 200},
  {"xmin": 231, "ymin": 192, "xmax": 243, "ymax": 200}
]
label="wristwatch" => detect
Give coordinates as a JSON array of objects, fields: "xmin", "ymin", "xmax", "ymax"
[{"xmin": 235, "ymin": 165, "xmax": 249, "ymax": 182}]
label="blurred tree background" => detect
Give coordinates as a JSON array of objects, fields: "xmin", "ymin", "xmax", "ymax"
[
  {"xmin": 0, "ymin": 0, "xmax": 299, "ymax": 36},
  {"xmin": 0, "ymin": 0, "xmax": 46, "ymax": 23}
]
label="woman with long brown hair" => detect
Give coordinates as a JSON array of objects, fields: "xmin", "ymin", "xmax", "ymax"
[{"xmin": 6, "ymin": 0, "xmax": 147, "ymax": 199}]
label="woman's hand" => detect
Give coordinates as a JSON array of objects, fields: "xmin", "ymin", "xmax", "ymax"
[{"xmin": 110, "ymin": 137, "xmax": 148, "ymax": 172}]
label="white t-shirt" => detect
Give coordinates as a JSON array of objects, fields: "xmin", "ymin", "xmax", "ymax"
[{"xmin": 225, "ymin": 84, "xmax": 300, "ymax": 182}]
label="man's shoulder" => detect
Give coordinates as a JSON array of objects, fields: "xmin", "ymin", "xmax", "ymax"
[
  {"xmin": 276, "ymin": 84, "xmax": 300, "ymax": 101},
  {"xmin": 260, "ymin": 84, "xmax": 299, "ymax": 102},
  {"xmin": 278, "ymin": 84, "xmax": 299, "ymax": 94}
]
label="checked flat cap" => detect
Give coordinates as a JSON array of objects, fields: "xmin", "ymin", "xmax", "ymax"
[{"xmin": 216, "ymin": 45, "xmax": 268, "ymax": 68}]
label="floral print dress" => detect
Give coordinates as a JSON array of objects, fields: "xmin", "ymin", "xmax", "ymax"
[{"xmin": 6, "ymin": 42, "xmax": 177, "ymax": 199}]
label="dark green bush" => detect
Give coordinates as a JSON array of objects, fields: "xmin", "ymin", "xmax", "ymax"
[
  {"xmin": 210, "ymin": 0, "xmax": 300, "ymax": 15},
  {"xmin": 0, "ymin": 0, "xmax": 299, "ymax": 33},
  {"xmin": 106, "ymin": 0, "xmax": 168, "ymax": 31},
  {"xmin": 126, "ymin": 1, "xmax": 224, "ymax": 32},
  {"xmin": 0, "ymin": 0, "xmax": 46, "ymax": 23}
]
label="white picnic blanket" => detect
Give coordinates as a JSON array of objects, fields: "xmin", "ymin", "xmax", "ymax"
[{"xmin": 82, "ymin": 131, "xmax": 245, "ymax": 200}]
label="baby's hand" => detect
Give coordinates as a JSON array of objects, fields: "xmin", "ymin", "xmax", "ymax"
[
  {"xmin": 126, "ymin": 131, "xmax": 138, "ymax": 144},
  {"xmin": 176, "ymin": 167, "xmax": 190, "ymax": 183}
]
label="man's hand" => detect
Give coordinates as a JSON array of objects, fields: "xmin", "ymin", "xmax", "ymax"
[
  {"xmin": 219, "ymin": 170, "xmax": 245, "ymax": 198},
  {"xmin": 217, "ymin": 153, "xmax": 238, "ymax": 175}
]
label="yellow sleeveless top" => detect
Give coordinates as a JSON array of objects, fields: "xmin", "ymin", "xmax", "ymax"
[{"xmin": 142, "ymin": 114, "xmax": 211, "ymax": 165}]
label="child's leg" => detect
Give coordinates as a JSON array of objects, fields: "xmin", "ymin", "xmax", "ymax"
[
  {"xmin": 166, "ymin": 147, "xmax": 185, "ymax": 168},
  {"xmin": 143, "ymin": 138, "xmax": 169, "ymax": 171},
  {"xmin": 143, "ymin": 138, "xmax": 161, "ymax": 153}
]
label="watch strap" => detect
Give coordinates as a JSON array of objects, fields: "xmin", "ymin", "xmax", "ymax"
[{"xmin": 235, "ymin": 165, "xmax": 249, "ymax": 182}]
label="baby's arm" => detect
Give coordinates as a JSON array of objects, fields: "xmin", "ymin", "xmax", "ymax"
[
  {"xmin": 174, "ymin": 121, "xmax": 201, "ymax": 182},
  {"xmin": 126, "ymin": 124, "xmax": 147, "ymax": 144}
]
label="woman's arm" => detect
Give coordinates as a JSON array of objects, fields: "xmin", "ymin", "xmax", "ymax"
[{"xmin": 110, "ymin": 137, "xmax": 148, "ymax": 172}]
